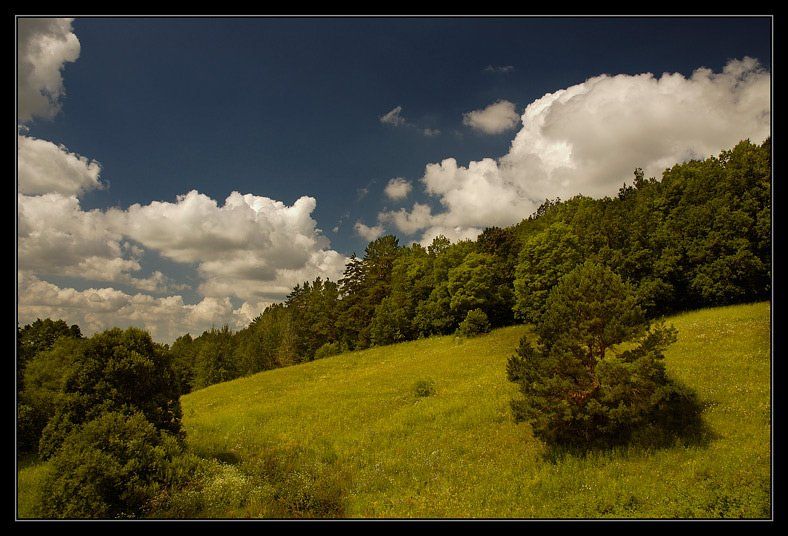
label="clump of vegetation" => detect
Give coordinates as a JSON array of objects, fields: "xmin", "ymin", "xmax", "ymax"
[
  {"xmin": 507, "ymin": 261, "xmax": 701, "ymax": 447},
  {"xmin": 413, "ymin": 379, "xmax": 436, "ymax": 398},
  {"xmin": 261, "ymin": 448, "xmax": 350, "ymax": 518},
  {"xmin": 39, "ymin": 411, "xmax": 198, "ymax": 519},
  {"xmin": 150, "ymin": 445, "xmax": 351, "ymax": 519},
  {"xmin": 314, "ymin": 341, "xmax": 343, "ymax": 360},
  {"xmin": 38, "ymin": 327, "xmax": 183, "ymax": 459},
  {"xmin": 18, "ymin": 336, "xmax": 84, "ymax": 454},
  {"xmin": 17, "ymin": 319, "xmax": 83, "ymax": 453},
  {"xmin": 456, "ymin": 309, "xmax": 491, "ymax": 337},
  {"xmin": 17, "ymin": 319, "xmax": 82, "ymax": 389},
  {"xmin": 18, "ymin": 326, "xmax": 194, "ymax": 519},
  {"xmin": 513, "ymin": 222, "xmax": 582, "ymax": 324}
]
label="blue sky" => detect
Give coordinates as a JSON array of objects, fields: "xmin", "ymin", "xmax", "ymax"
[{"xmin": 18, "ymin": 17, "xmax": 772, "ymax": 340}]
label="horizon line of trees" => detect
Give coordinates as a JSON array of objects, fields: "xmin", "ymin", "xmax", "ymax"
[{"xmin": 19, "ymin": 138, "xmax": 771, "ymax": 399}]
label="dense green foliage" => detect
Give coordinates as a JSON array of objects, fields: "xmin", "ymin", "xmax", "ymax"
[
  {"xmin": 507, "ymin": 262, "xmax": 698, "ymax": 446},
  {"xmin": 457, "ymin": 309, "xmax": 491, "ymax": 337},
  {"xmin": 38, "ymin": 327, "xmax": 183, "ymax": 458},
  {"xmin": 511, "ymin": 140, "xmax": 771, "ymax": 316},
  {"xmin": 17, "ymin": 319, "xmax": 83, "ymax": 452},
  {"xmin": 513, "ymin": 222, "xmax": 582, "ymax": 323},
  {"xmin": 17, "ymin": 326, "xmax": 190, "ymax": 519},
  {"xmin": 39, "ymin": 412, "xmax": 197, "ymax": 519},
  {"xmin": 159, "ymin": 139, "xmax": 769, "ymax": 394},
  {"xmin": 18, "ymin": 337, "xmax": 84, "ymax": 454},
  {"xmin": 17, "ymin": 319, "xmax": 82, "ymax": 387}
]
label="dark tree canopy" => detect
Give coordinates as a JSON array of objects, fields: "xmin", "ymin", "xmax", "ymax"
[
  {"xmin": 40, "ymin": 411, "xmax": 194, "ymax": 519},
  {"xmin": 17, "ymin": 318, "xmax": 82, "ymax": 389},
  {"xmin": 39, "ymin": 327, "xmax": 183, "ymax": 458},
  {"xmin": 513, "ymin": 222, "xmax": 582, "ymax": 324}
]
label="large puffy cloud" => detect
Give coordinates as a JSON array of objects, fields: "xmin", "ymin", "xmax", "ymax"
[
  {"xmin": 17, "ymin": 18, "xmax": 80, "ymax": 122},
  {"xmin": 18, "ymin": 186, "xmax": 346, "ymax": 301},
  {"xmin": 18, "ymin": 272, "xmax": 251, "ymax": 342},
  {"xmin": 108, "ymin": 190, "xmax": 347, "ymax": 301},
  {"xmin": 18, "ymin": 189, "xmax": 347, "ymax": 338},
  {"xmin": 19, "ymin": 187, "xmax": 347, "ymax": 319},
  {"xmin": 382, "ymin": 58, "xmax": 771, "ymax": 243},
  {"xmin": 19, "ymin": 193, "xmax": 137, "ymax": 283},
  {"xmin": 18, "ymin": 133, "xmax": 103, "ymax": 196},
  {"xmin": 463, "ymin": 100, "xmax": 520, "ymax": 134}
]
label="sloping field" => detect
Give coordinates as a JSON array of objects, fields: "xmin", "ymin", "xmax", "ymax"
[
  {"xmin": 18, "ymin": 302, "xmax": 771, "ymax": 518},
  {"xmin": 180, "ymin": 301, "xmax": 771, "ymax": 518}
]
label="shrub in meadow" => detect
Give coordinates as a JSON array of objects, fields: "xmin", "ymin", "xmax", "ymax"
[
  {"xmin": 456, "ymin": 309, "xmax": 491, "ymax": 337},
  {"xmin": 507, "ymin": 261, "xmax": 698, "ymax": 446}
]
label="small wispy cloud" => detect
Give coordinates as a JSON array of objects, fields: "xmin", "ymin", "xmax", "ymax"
[
  {"xmin": 484, "ymin": 64, "xmax": 515, "ymax": 74},
  {"xmin": 422, "ymin": 128, "xmax": 441, "ymax": 137},
  {"xmin": 380, "ymin": 105, "xmax": 406, "ymax": 126}
]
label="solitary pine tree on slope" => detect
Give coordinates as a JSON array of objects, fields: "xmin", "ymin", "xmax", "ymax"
[{"xmin": 508, "ymin": 261, "xmax": 696, "ymax": 446}]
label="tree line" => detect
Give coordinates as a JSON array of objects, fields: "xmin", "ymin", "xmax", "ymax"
[{"xmin": 166, "ymin": 138, "xmax": 771, "ymax": 393}]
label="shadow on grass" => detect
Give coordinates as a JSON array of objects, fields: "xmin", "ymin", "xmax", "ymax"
[
  {"xmin": 211, "ymin": 451, "xmax": 242, "ymax": 465},
  {"xmin": 542, "ymin": 379, "xmax": 718, "ymax": 463}
]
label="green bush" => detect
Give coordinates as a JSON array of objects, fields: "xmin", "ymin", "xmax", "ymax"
[
  {"xmin": 38, "ymin": 327, "xmax": 183, "ymax": 458},
  {"xmin": 456, "ymin": 309, "xmax": 491, "ymax": 337},
  {"xmin": 150, "ymin": 445, "xmax": 351, "ymax": 519},
  {"xmin": 18, "ymin": 403, "xmax": 50, "ymax": 455},
  {"xmin": 39, "ymin": 411, "xmax": 195, "ymax": 519},
  {"xmin": 413, "ymin": 379, "xmax": 436, "ymax": 398},
  {"xmin": 314, "ymin": 341, "xmax": 342, "ymax": 360},
  {"xmin": 18, "ymin": 337, "xmax": 83, "ymax": 454},
  {"xmin": 247, "ymin": 446, "xmax": 350, "ymax": 518}
]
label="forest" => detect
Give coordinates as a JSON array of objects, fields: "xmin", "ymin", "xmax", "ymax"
[{"xmin": 159, "ymin": 137, "xmax": 771, "ymax": 394}]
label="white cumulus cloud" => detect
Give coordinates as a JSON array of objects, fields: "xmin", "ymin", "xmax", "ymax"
[
  {"xmin": 18, "ymin": 133, "xmax": 103, "ymax": 196},
  {"xmin": 463, "ymin": 99, "xmax": 520, "ymax": 134},
  {"xmin": 354, "ymin": 221, "xmax": 384, "ymax": 242},
  {"xmin": 18, "ymin": 272, "xmax": 248, "ymax": 342},
  {"xmin": 17, "ymin": 18, "xmax": 81, "ymax": 122},
  {"xmin": 384, "ymin": 58, "xmax": 770, "ymax": 244},
  {"xmin": 383, "ymin": 177, "xmax": 413, "ymax": 201},
  {"xmin": 108, "ymin": 190, "xmax": 347, "ymax": 301}
]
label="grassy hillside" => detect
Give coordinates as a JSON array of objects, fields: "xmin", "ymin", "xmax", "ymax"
[{"xmin": 18, "ymin": 302, "xmax": 771, "ymax": 518}]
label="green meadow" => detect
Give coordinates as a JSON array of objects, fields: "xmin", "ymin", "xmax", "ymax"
[{"xmin": 18, "ymin": 301, "xmax": 771, "ymax": 518}]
